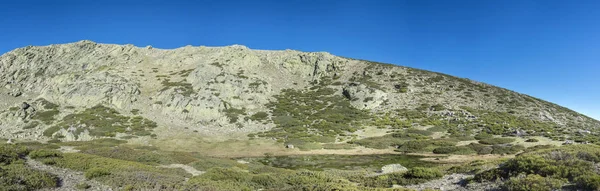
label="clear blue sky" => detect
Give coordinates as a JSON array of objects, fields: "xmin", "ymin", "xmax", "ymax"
[{"xmin": 1, "ymin": 0, "xmax": 598, "ymax": 120}]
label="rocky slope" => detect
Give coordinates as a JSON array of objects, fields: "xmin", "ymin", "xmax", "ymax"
[{"xmin": 0, "ymin": 40, "xmax": 598, "ymax": 145}]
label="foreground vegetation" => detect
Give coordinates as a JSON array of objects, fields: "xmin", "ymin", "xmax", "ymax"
[
  {"xmin": 0, "ymin": 144, "xmax": 59, "ymax": 190},
  {"xmin": 1, "ymin": 139, "xmax": 454, "ymax": 191},
  {"xmin": 473, "ymin": 144, "xmax": 600, "ymax": 191}
]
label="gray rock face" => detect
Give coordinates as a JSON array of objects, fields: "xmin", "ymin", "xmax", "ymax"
[
  {"xmin": 8, "ymin": 89, "xmax": 22, "ymax": 97},
  {"xmin": 343, "ymin": 83, "xmax": 387, "ymax": 110},
  {"xmin": 0, "ymin": 40, "xmax": 597, "ymax": 142}
]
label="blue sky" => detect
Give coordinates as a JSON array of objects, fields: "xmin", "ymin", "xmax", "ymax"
[{"xmin": 0, "ymin": 0, "xmax": 598, "ymax": 120}]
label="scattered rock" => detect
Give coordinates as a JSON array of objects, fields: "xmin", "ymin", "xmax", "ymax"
[
  {"xmin": 378, "ymin": 164, "xmax": 408, "ymax": 174},
  {"xmin": 8, "ymin": 89, "xmax": 22, "ymax": 97},
  {"xmin": 21, "ymin": 102, "xmax": 30, "ymax": 110}
]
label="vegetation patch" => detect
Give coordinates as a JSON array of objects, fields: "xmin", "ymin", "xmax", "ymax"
[
  {"xmin": 253, "ymin": 154, "xmax": 434, "ymax": 171},
  {"xmin": 478, "ymin": 137, "xmax": 516, "ymax": 145},
  {"xmin": 473, "ymin": 145, "xmax": 600, "ymax": 190},
  {"xmin": 0, "ymin": 144, "xmax": 59, "ymax": 190},
  {"xmin": 34, "ymin": 152, "xmax": 189, "ymax": 190},
  {"xmin": 252, "ymin": 82, "xmax": 371, "ymax": 146},
  {"xmin": 43, "ymin": 105, "xmax": 157, "ymax": 138},
  {"xmin": 23, "ymin": 121, "xmax": 40, "ymax": 129},
  {"xmin": 30, "ymin": 98, "xmax": 61, "ymax": 124}
]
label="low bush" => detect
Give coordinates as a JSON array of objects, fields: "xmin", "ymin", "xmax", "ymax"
[
  {"xmin": 405, "ymin": 129, "xmax": 433, "ymax": 136},
  {"xmin": 490, "ymin": 145, "xmax": 524, "ymax": 155},
  {"xmin": 525, "ymin": 138, "xmax": 539, "ymax": 142},
  {"xmin": 474, "ymin": 133, "xmax": 493, "ymax": 140},
  {"xmin": 574, "ymin": 173, "xmax": 600, "ymax": 190},
  {"xmin": 29, "ymin": 149, "xmax": 63, "ymax": 159},
  {"xmin": 473, "ymin": 145, "xmax": 600, "ymax": 190},
  {"xmin": 0, "ymin": 144, "xmax": 29, "ymax": 165},
  {"xmin": 84, "ymin": 167, "xmax": 111, "ymax": 179},
  {"xmin": 44, "ymin": 152, "xmax": 189, "ymax": 189},
  {"xmin": 478, "ymin": 137, "xmax": 515, "ymax": 145},
  {"xmin": 501, "ymin": 174, "xmax": 565, "ymax": 191},
  {"xmin": 432, "ymin": 146, "xmax": 476, "ymax": 155},
  {"xmin": 0, "ymin": 162, "xmax": 59, "ymax": 190},
  {"xmin": 322, "ymin": 143, "xmax": 355, "ymax": 150},
  {"xmin": 427, "ymin": 126, "xmax": 446, "ymax": 132},
  {"xmin": 75, "ymin": 182, "xmax": 91, "ymax": 190},
  {"xmin": 404, "ymin": 167, "xmax": 443, "ymax": 179}
]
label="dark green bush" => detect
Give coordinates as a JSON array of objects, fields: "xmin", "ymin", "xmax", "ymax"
[
  {"xmin": 75, "ymin": 182, "xmax": 91, "ymax": 190},
  {"xmin": 525, "ymin": 138, "xmax": 539, "ymax": 142},
  {"xmin": 574, "ymin": 173, "xmax": 600, "ymax": 190},
  {"xmin": 491, "ymin": 145, "xmax": 524, "ymax": 155},
  {"xmin": 474, "ymin": 133, "xmax": 493, "ymax": 140},
  {"xmin": 0, "ymin": 144, "xmax": 29, "ymax": 165},
  {"xmin": 406, "ymin": 129, "xmax": 433, "ymax": 136},
  {"xmin": 501, "ymin": 174, "xmax": 564, "ymax": 191},
  {"xmin": 474, "ymin": 145, "xmax": 600, "ymax": 190},
  {"xmin": 200, "ymin": 167, "xmax": 251, "ymax": 183},
  {"xmin": 404, "ymin": 167, "xmax": 443, "ymax": 179},
  {"xmin": 479, "ymin": 137, "xmax": 515, "ymax": 145},
  {"xmin": 433, "ymin": 146, "xmax": 476, "ymax": 155},
  {"xmin": 0, "ymin": 163, "xmax": 59, "ymax": 190},
  {"xmin": 84, "ymin": 167, "xmax": 111, "ymax": 179},
  {"xmin": 29, "ymin": 149, "xmax": 63, "ymax": 159}
]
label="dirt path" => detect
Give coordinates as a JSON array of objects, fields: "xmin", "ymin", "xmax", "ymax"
[
  {"xmin": 26, "ymin": 157, "xmax": 113, "ymax": 191},
  {"xmin": 159, "ymin": 164, "xmax": 204, "ymax": 176}
]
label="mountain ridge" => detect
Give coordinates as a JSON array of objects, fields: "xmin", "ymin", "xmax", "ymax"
[{"xmin": 0, "ymin": 40, "xmax": 598, "ymax": 145}]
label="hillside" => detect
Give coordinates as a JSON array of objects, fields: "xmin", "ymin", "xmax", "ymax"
[{"xmin": 1, "ymin": 41, "xmax": 600, "ymax": 190}]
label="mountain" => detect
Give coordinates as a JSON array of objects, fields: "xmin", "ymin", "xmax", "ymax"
[
  {"xmin": 1, "ymin": 40, "xmax": 599, "ymax": 190},
  {"xmin": 0, "ymin": 40, "xmax": 597, "ymax": 143}
]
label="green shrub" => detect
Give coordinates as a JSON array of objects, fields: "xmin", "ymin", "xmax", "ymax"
[
  {"xmin": 251, "ymin": 174, "xmax": 286, "ymax": 188},
  {"xmin": 491, "ymin": 145, "xmax": 524, "ymax": 155},
  {"xmin": 84, "ymin": 167, "xmax": 111, "ymax": 179},
  {"xmin": 43, "ymin": 105, "xmax": 157, "ymax": 138},
  {"xmin": 189, "ymin": 156, "xmax": 245, "ymax": 171},
  {"xmin": 467, "ymin": 143, "xmax": 494, "ymax": 155},
  {"xmin": 0, "ymin": 144, "xmax": 30, "ymax": 165},
  {"xmin": 249, "ymin": 111, "xmax": 269, "ymax": 121},
  {"xmin": 406, "ymin": 129, "xmax": 433, "ymax": 136},
  {"xmin": 479, "ymin": 137, "xmax": 515, "ymax": 145},
  {"xmin": 201, "ymin": 167, "xmax": 251, "ymax": 182},
  {"xmin": 49, "ymin": 153, "xmax": 189, "ymax": 189},
  {"xmin": 0, "ymin": 162, "xmax": 59, "ymax": 190},
  {"xmin": 404, "ymin": 167, "xmax": 443, "ymax": 179},
  {"xmin": 501, "ymin": 174, "xmax": 565, "ymax": 191},
  {"xmin": 574, "ymin": 173, "xmax": 600, "ymax": 190},
  {"xmin": 525, "ymin": 138, "xmax": 539, "ymax": 142},
  {"xmin": 29, "ymin": 149, "xmax": 63, "ymax": 159},
  {"xmin": 427, "ymin": 126, "xmax": 446, "ymax": 132},
  {"xmin": 474, "ymin": 133, "xmax": 493, "ymax": 140},
  {"xmin": 474, "ymin": 145, "xmax": 600, "ymax": 190},
  {"xmin": 433, "ymin": 146, "xmax": 476, "ymax": 155},
  {"xmin": 23, "ymin": 121, "xmax": 40, "ymax": 129},
  {"xmin": 75, "ymin": 182, "xmax": 91, "ymax": 190},
  {"xmin": 322, "ymin": 143, "xmax": 355, "ymax": 150}
]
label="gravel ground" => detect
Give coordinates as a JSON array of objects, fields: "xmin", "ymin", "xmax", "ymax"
[{"xmin": 401, "ymin": 174, "xmax": 501, "ymax": 191}]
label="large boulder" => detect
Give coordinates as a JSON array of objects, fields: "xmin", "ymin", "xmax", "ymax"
[
  {"xmin": 379, "ymin": 164, "xmax": 408, "ymax": 174},
  {"xmin": 342, "ymin": 83, "xmax": 387, "ymax": 110}
]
